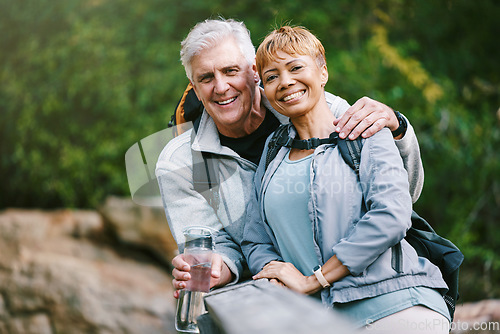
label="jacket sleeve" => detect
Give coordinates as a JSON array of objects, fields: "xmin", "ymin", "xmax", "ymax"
[
  {"xmin": 241, "ymin": 139, "xmax": 283, "ymax": 275},
  {"xmin": 393, "ymin": 115, "xmax": 424, "ymax": 203},
  {"xmin": 332, "ymin": 128, "xmax": 413, "ymax": 276},
  {"xmin": 155, "ymin": 134, "xmax": 244, "ymax": 284},
  {"xmin": 325, "ymin": 93, "xmax": 424, "ymax": 203}
]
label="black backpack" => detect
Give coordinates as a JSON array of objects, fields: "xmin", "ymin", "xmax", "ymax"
[{"xmin": 265, "ymin": 123, "xmax": 464, "ymax": 321}]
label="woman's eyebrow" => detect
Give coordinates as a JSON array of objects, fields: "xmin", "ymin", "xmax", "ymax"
[
  {"xmin": 263, "ymin": 67, "xmax": 277, "ymax": 75},
  {"xmin": 286, "ymin": 59, "xmax": 303, "ymax": 66}
]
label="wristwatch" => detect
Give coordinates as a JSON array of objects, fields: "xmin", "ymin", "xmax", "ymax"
[
  {"xmin": 391, "ymin": 111, "xmax": 407, "ymax": 138},
  {"xmin": 313, "ymin": 265, "xmax": 331, "ymax": 288}
]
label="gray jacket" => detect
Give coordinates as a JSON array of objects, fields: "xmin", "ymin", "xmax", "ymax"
[
  {"xmin": 156, "ymin": 91, "xmax": 424, "ymax": 284},
  {"xmin": 241, "ymin": 119, "xmax": 447, "ymax": 304}
]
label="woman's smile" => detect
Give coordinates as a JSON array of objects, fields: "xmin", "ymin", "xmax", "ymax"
[{"xmin": 281, "ymin": 90, "xmax": 306, "ymax": 102}]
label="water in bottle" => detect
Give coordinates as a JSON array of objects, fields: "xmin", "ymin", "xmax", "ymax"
[{"xmin": 175, "ymin": 227, "xmax": 214, "ymax": 333}]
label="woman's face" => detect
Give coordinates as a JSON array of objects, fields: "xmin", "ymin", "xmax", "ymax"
[{"xmin": 260, "ymin": 51, "xmax": 328, "ymax": 119}]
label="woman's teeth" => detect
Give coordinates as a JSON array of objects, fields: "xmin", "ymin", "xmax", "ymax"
[{"xmin": 283, "ymin": 91, "xmax": 304, "ymax": 102}]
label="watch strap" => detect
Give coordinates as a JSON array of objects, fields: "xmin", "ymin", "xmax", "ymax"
[
  {"xmin": 391, "ymin": 110, "xmax": 407, "ymax": 137},
  {"xmin": 313, "ymin": 265, "xmax": 331, "ymax": 288}
]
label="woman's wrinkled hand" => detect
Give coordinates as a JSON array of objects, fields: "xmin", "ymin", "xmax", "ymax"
[{"xmin": 252, "ymin": 261, "xmax": 321, "ymax": 295}]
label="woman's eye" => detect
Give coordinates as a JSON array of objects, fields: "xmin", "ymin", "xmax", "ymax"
[
  {"xmin": 291, "ymin": 65, "xmax": 303, "ymax": 71},
  {"xmin": 265, "ymin": 75, "xmax": 277, "ymax": 82}
]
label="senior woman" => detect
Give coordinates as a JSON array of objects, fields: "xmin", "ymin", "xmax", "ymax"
[{"xmin": 242, "ymin": 26, "xmax": 450, "ymax": 332}]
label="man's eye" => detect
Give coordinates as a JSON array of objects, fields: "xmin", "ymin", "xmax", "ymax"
[
  {"xmin": 226, "ymin": 68, "xmax": 238, "ymax": 75},
  {"xmin": 200, "ymin": 76, "xmax": 213, "ymax": 83}
]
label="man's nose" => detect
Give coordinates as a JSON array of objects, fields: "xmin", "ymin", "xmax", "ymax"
[{"xmin": 213, "ymin": 75, "xmax": 230, "ymax": 94}]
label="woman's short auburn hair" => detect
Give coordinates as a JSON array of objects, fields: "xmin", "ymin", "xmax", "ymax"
[{"xmin": 256, "ymin": 26, "xmax": 326, "ymax": 78}]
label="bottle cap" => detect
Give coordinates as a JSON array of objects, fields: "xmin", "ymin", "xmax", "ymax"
[{"xmin": 183, "ymin": 226, "xmax": 214, "ymax": 249}]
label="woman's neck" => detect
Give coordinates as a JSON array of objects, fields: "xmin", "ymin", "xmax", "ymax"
[{"xmin": 290, "ymin": 98, "xmax": 336, "ymax": 140}]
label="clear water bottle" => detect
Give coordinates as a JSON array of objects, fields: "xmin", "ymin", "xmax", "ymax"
[{"xmin": 175, "ymin": 226, "xmax": 214, "ymax": 333}]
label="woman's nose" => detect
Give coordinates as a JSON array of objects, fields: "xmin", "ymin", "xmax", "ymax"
[{"xmin": 278, "ymin": 72, "xmax": 295, "ymax": 89}]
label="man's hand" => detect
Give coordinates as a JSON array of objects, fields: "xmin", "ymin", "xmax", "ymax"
[
  {"xmin": 334, "ymin": 96, "xmax": 400, "ymax": 140},
  {"xmin": 171, "ymin": 253, "xmax": 233, "ymax": 299}
]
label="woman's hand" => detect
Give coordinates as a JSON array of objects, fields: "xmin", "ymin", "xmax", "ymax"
[{"xmin": 252, "ymin": 261, "xmax": 322, "ymax": 295}]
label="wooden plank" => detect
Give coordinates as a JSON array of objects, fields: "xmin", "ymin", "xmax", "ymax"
[{"xmin": 203, "ymin": 279, "xmax": 355, "ymax": 334}]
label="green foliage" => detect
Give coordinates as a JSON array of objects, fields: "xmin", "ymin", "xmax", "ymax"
[{"xmin": 1, "ymin": 0, "xmax": 498, "ymax": 300}]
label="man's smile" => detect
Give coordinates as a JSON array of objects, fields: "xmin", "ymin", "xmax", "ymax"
[{"xmin": 215, "ymin": 97, "xmax": 237, "ymax": 105}]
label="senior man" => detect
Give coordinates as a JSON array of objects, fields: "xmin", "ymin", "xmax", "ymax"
[{"xmin": 155, "ymin": 18, "xmax": 424, "ymax": 298}]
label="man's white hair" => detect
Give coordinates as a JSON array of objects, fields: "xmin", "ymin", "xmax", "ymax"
[{"xmin": 180, "ymin": 18, "xmax": 256, "ymax": 81}]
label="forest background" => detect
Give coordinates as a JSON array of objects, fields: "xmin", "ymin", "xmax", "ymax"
[{"xmin": 1, "ymin": 0, "xmax": 498, "ymax": 303}]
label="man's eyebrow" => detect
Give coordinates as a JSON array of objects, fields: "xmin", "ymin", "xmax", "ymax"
[
  {"xmin": 222, "ymin": 65, "xmax": 240, "ymax": 71},
  {"xmin": 195, "ymin": 65, "xmax": 240, "ymax": 81}
]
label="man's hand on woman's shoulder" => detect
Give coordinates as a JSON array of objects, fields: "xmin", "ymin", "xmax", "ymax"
[{"xmin": 334, "ymin": 96, "xmax": 401, "ymax": 140}]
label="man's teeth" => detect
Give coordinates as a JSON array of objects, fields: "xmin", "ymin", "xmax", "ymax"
[
  {"xmin": 283, "ymin": 91, "xmax": 305, "ymax": 102},
  {"xmin": 217, "ymin": 97, "xmax": 236, "ymax": 105}
]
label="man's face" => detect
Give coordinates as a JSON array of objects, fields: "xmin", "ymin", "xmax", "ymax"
[{"xmin": 190, "ymin": 38, "xmax": 259, "ymax": 136}]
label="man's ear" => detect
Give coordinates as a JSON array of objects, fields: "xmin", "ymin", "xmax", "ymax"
[
  {"xmin": 189, "ymin": 80, "xmax": 201, "ymax": 100},
  {"xmin": 320, "ymin": 64, "xmax": 329, "ymax": 87},
  {"xmin": 252, "ymin": 63, "xmax": 260, "ymax": 83}
]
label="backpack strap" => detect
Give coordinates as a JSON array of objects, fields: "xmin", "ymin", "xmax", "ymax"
[
  {"xmin": 265, "ymin": 124, "xmax": 290, "ymax": 169},
  {"xmin": 190, "ymin": 126, "xmax": 220, "ymax": 211},
  {"xmin": 337, "ymin": 137, "xmax": 363, "ymax": 175},
  {"xmin": 265, "ymin": 125, "xmax": 365, "ymax": 173},
  {"xmin": 169, "ymin": 83, "xmax": 204, "ymax": 133},
  {"xmin": 192, "ymin": 150, "xmax": 220, "ymax": 211},
  {"xmin": 168, "ymin": 84, "xmax": 219, "ymax": 210}
]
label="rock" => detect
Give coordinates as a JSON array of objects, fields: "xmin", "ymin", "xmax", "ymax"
[
  {"xmin": 452, "ymin": 300, "xmax": 500, "ymax": 333},
  {"xmin": 3, "ymin": 205, "xmax": 499, "ymax": 334},
  {"xmin": 99, "ymin": 196, "xmax": 178, "ymax": 262},
  {"xmin": 0, "ymin": 208, "xmax": 176, "ymax": 334},
  {"xmin": 9, "ymin": 314, "xmax": 52, "ymax": 334}
]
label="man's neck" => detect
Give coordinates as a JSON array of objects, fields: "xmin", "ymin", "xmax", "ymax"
[{"xmin": 217, "ymin": 86, "xmax": 266, "ymax": 138}]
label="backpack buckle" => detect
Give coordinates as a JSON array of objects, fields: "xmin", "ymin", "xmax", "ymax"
[{"xmin": 308, "ymin": 138, "xmax": 320, "ymax": 150}]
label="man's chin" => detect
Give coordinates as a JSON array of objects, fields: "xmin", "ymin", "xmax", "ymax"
[{"xmin": 212, "ymin": 114, "xmax": 246, "ymax": 131}]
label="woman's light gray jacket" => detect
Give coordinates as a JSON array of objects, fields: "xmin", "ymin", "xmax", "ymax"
[{"xmin": 242, "ymin": 114, "xmax": 448, "ymax": 305}]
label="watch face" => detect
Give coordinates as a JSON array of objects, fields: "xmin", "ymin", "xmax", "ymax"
[{"xmin": 313, "ymin": 265, "xmax": 321, "ymax": 272}]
